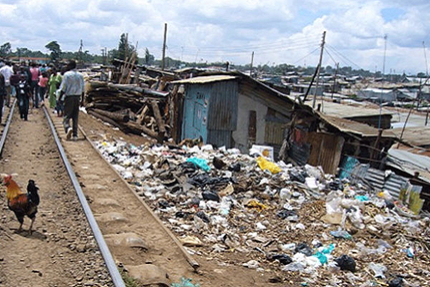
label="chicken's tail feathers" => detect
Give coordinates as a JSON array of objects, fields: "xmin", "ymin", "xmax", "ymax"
[{"xmin": 27, "ymin": 179, "xmax": 40, "ymax": 206}]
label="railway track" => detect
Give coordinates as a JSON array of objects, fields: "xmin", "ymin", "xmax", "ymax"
[{"xmin": 0, "ymin": 102, "xmax": 199, "ymax": 286}]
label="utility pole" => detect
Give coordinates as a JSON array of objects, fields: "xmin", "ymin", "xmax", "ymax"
[
  {"xmin": 125, "ymin": 33, "xmax": 129, "ymax": 60},
  {"xmin": 331, "ymin": 62, "xmax": 339, "ymax": 99},
  {"xmin": 378, "ymin": 35, "xmax": 387, "ymax": 130},
  {"xmin": 382, "ymin": 35, "xmax": 387, "ymax": 77},
  {"xmin": 78, "ymin": 39, "xmax": 83, "ymax": 62},
  {"xmin": 423, "ymin": 41, "xmax": 428, "ymax": 76},
  {"xmin": 161, "ymin": 23, "xmax": 167, "ymax": 71},
  {"xmin": 250, "ymin": 51, "xmax": 254, "ymax": 78},
  {"xmin": 312, "ymin": 31, "xmax": 326, "ymax": 109}
]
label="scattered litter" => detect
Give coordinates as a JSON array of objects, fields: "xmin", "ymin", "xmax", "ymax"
[
  {"xmin": 95, "ymin": 139, "xmax": 430, "ymax": 285},
  {"xmin": 335, "ymin": 255, "xmax": 356, "ymax": 272}
]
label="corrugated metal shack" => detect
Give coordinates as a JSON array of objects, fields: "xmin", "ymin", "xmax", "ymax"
[
  {"xmin": 170, "ymin": 73, "xmax": 297, "ymax": 155},
  {"xmin": 169, "ymin": 71, "xmax": 397, "ymax": 176},
  {"xmin": 280, "ymin": 109, "xmax": 397, "ymax": 175}
]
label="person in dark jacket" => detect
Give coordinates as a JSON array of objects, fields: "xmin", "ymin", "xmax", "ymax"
[
  {"xmin": 0, "ymin": 73, "xmax": 5, "ymax": 124},
  {"xmin": 16, "ymin": 75, "xmax": 31, "ymax": 121}
]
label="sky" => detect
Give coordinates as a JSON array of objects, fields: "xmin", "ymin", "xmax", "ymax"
[{"xmin": 1, "ymin": 0, "xmax": 430, "ymax": 74}]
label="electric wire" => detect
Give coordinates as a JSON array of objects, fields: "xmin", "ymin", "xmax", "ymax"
[
  {"xmin": 326, "ymin": 44, "xmax": 363, "ymax": 70},
  {"xmin": 292, "ymin": 46, "xmax": 320, "ymax": 65}
]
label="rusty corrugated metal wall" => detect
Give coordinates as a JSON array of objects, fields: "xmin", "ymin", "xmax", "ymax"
[
  {"xmin": 206, "ymin": 81, "xmax": 238, "ymax": 148},
  {"xmin": 306, "ymin": 132, "xmax": 345, "ymax": 175},
  {"xmin": 207, "ymin": 81, "xmax": 238, "ymax": 131}
]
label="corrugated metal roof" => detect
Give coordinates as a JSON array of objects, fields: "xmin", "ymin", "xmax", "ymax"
[
  {"xmin": 364, "ymin": 168, "xmax": 385, "ymax": 191},
  {"xmin": 308, "ymin": 101, "xmax": 394, "ymax": 118},
  {"xmin": 317, "ymin": 113, "xmax": 397, "ymax": 138},
  {"xmin": 387, "ymin": 148, "xmax": 430, "ymax": 183},
  {"xmin": 391, "ymin": 126, "xmax": 430, "ymax": 147},
  {"xmin": 172, "ymin": 75, "xmax": 237, "ymax": 84},
  {"xmin": 384, "ymin": 173, "xmax": 408, "ymax": 199}
]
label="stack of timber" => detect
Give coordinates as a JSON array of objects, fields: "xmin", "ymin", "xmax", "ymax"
[{"xmin": 85, "ymin": 81, "xmax": 170, "ymax": 143}]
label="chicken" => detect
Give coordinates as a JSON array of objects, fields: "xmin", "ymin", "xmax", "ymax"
[{"xmin": 2, "ymin": 174, "xmax": 40, "ymax": 234}]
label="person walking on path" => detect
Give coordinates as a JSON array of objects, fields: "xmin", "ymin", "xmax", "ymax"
[
  {"xmin": 37, "ymin": 72, "xmax": 49, "ymax": 106},
  {"xmin": 29, "ymin": 62, "xmax": 40, "ymax": 108},
  {"xmin": 59, "ymin": 60, "xmax": 84, "ymax": 141},
  {"xmin": 0, "ymin": 73, "xmax": 6, "ymax": 124},
  {"xmin": 48, "ymin": 67, "xmax": 62, "ymax": 111},
  {"xmin": 0, "ymin": 61, "xmax": 13, "ymax": 108},
  {"xmin": 16, "ymin": 74, "xmax": 31, "ymax": 121}
]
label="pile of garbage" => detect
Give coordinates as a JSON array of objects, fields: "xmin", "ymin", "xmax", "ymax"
[{"xmin": 97, "ymin": 140, "xmax": 430, "ymax": 286}]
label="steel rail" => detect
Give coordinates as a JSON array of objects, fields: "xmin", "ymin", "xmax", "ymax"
[
  {"xmin": 42, "ymin": 106, "xmax": 126, "ymax": 287},
  {"xmin": 0, "ymin": 100, "xmax": 17, "ymax": 158}
]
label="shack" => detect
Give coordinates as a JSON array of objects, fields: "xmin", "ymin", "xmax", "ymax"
[{"xmin": 170, "ymin": 73, "xmax": 297, "ymax": 156}]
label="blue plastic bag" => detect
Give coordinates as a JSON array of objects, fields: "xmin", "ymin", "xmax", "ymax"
[
  {"xmin": 187, "ymin": 157, "xmax": 211, "ymax": 172},
  {"xmin": 171, "ymin": 277, "xmax": 201, "ymax": 287}
]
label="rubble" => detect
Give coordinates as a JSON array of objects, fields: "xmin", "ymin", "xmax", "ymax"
[{"xmin": 96, "ymin": 139, "xmax": 430, "ymax": 286}]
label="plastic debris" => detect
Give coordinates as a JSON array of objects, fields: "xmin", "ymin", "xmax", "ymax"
[
  {"xmin": 171, "ymin": 277, "xmax": 201, "ymax": 287},
  {"xmin": 245, "ymin": 199, "xmax": 269, "ymax": 211},
  {"xmin": 368, "ymin": 262, "xmax": 387, "ymax": 279},
  {"xmin": 355, "ymin": 195, "xmax": 369, "ymax": 202},
  {"xmin": 295, "ymin": 242, "xmax": 313, "ymax": 256},
  {"xmin": 95, "ymin": 139, "xmax": 429, "ymax": 286},
  {"xmin": 256, "ymin": 156, "xmax": 281, "ymax": 174},
  {"xmin": 186, "ymin": 157, "xmax": 211, "ymax": 172},
  {"xmin": 330, "ymin": 229, "xmax": 352, "ymax": 240},
  {"xmin": 269, "ymin": 254, "xmax": 293, "ymax": 265},
  {"xmin": 243, "ymin": 260, "xmax": 259, "ymax": 269},
  {"xmin": 335, "ymin": 255, "xmax": 356, "ymax": 272},
  {"xmin": 388, "ymin": 277, "xmax": 403, "ymax": 287}
]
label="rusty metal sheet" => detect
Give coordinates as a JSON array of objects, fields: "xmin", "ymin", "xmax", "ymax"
[{"xmin": 306, "ymin": 132, "xmax": 345, "ymax": 175}]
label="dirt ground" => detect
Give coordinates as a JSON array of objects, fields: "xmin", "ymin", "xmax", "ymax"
[
  {"xmin": 0, "ymin": 106, "xmax": 112, "ymax": 287},
  {"xmin": 0, "ymin": 105, "xmax": 289, "ymax": 287}
]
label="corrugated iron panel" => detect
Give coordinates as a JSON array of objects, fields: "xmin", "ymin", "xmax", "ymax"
[
  {"xmin": 288, "ymin": 143, "xmax": 311, "ymax": 166},
  {"xmin": 306, "ymin": 132, "xmax": 344, "ymax": 175},
  {"xmin": 364, "ymin": 168, "xmax": 385, "ymax": 191},
  {"xmin": 207, "ymin": 81, "xmax": 238, "ymax": 130},
  {"xmin": 172, "ymin": 75, "xmax": 236, "ymax": 84},
  {"xmin": 265, "ymin": 122, "xmax": 285, "ymax": 145},
  {"xmin": 383, "ymin": 174, "xmax": 408, "ymax": 199},
  {"xmin": 207, "ymin": 129, "xmax": 232, "ymax": 148}
]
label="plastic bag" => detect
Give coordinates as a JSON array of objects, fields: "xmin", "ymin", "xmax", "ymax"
[
  {"xmin": 330, "ymin": 229, "xmax": 352, "ymax": 240},
  {"xmin": 257, "ymin": 156, "xmax": 281, "ymax": 174},
  {"xmin": 171, "ymin": 277, "xmax": 201, "ymax": 287},
  {"xmin": 368, "ymin": 262, "xmax": 387, "ymax": 278},
  {"xmin": 335, "ymin": 255, "xmax": 356, "ymax": 272},
  {"xmin": 186, "ymin": 157, "xmax": 211, "ymax": 172}
]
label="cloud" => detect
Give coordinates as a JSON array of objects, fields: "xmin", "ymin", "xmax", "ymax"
[{"xmin": 0, "ymin": 0, "xmax": 429, "ymax": 73}]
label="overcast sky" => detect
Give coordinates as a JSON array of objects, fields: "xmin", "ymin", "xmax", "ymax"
[{"xmin": 1, "ymin": 0, "xmax": 429, "ymax": 74}]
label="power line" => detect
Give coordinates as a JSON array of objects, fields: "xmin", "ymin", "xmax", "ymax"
[
  {"xmin": 324, "ymin": 48, "xmax": 338, "ymax": 66},
  {"xmin": 168, "ymin": 35, "xmax": 320, "ymax": 54},
  {"xmin": 325, "ymin": 44, "xmax": 363, "ymax": 70},
  {"xmin": 292, "ymin": 46, "xmax": 320, "ymax": 65}
]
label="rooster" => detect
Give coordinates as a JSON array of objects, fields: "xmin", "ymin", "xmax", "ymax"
[{"xmin": 1, "ymin": 174, "xmax": 40, "ymax": 234}]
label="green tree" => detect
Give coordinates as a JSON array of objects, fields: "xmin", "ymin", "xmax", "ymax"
[
  {"xmin": 144, "ymin": 48, "xmax": 154, "ymax": 65},
  {"xmin": 45, "ymin": 41, "xmax": 61, "ymax": 62},
  {"xmin": 0, "ymin": 42, "xmax": 12, "ymax": 57},
  {"xmin": 113, "ymin": 33, "xmax": 137, "ymax": 61}
]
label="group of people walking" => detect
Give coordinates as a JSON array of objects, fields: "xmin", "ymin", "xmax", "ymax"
[{"xmin": 0, "ymin": 59, "xmax": 84, "ymax": 141}]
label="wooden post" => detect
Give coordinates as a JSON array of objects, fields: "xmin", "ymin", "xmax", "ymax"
[
  {"xmin": 161, "ymin": 23, "xmax": 167, "ymax": 71},
  {"xmin": 250, "ymin": 51, "xmax": 254, "ymax": 78},
  {"xmin": 312, "ymin": 31, "xmax": 326, "ymax": 109},
  {"xmin": 151, "ymin": 100, "xmax": 166, "ymax": 134}
]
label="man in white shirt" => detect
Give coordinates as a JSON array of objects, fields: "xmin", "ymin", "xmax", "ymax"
[
  {"xmin": 59, "ymin": 60, "xmax": 84, "ymax": 141},
  {"xmin": 0, "ymin": 61, "xmax": 14, "ymax": 107}
]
